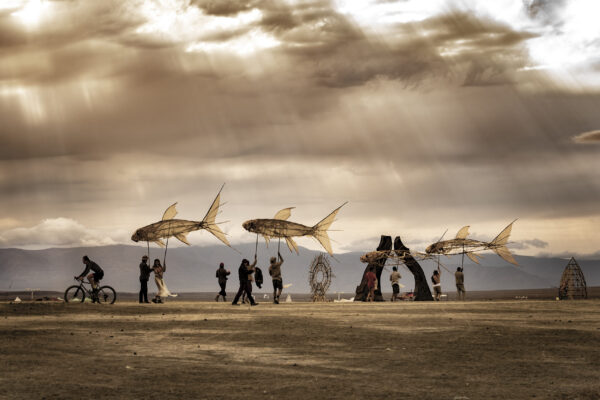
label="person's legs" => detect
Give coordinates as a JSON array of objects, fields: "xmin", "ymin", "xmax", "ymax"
[
  {"xmin": 219, "ymin": 282, "xmax": 227, "ymax": 300},
  {"xmin": 245, "ymin": 282, "xmax": 256, "ymax": 305},
  {"xmin": 232, "ymin": 283, "xmax": 245, "ymax": 304},
  {"xmin": 140, "ymin": 279, "xmax": 148, "ymax": 303},
  {"xmin": 87, "ymin": 273, "xmax": 96, "ymax": 290}
]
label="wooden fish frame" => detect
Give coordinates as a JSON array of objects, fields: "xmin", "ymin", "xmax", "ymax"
[
  {"xmin": 131, "ymin": 186, "xmax": 230, "ymax": 248},
  {"xmin": 361, "ymin": 221, "xmax": 518, "ymax": 266},
  {"xmin": 242, "ymin": 203, "xmax": 347, "ymax": 256}
]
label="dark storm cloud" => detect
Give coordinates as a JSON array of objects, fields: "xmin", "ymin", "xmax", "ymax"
[
  {"xmin": 252, "ymin": 4, "xmax": 535, "ymax": 88},
  {"xmin": 191, "ymin": 0, "xmax": 261, "ymax": 16},
  {"xmin": 524, "ymin": 0, "xmax": 567, "ymax": 27},
  {"xmin": 2, "ymin": 0, "xmax": 600, "ymax": 252},
  {"xmin": 573, "ymin": 130, "xmax": 600, "ymax": 144}
]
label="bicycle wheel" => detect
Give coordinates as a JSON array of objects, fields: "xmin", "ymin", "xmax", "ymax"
[
  {"xmin": 96, "ymin": 286, "xmax": 116, "ymax": 304},
  {"xmin": 64, "ymin": 285, "xmax": 85, "ymax": 303}
]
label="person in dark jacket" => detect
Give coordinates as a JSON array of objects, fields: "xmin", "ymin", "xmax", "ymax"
[
  {"xmin": 215, "ymin": 262, "xmax": 231, "ymax": 302},
  {"xmin": 76, "ymin": 255, "xmax": 104, "ymax": 292},
  {"xmin": 232, "ymin": 256, "xmax": 258, "ymax": 306},
  {"xmin": 139, "ymin": 255, "xmax": 152, "ymax": 303}
]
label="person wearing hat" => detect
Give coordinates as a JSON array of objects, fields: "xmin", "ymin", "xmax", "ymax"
[
  {"xmin": 139, "ymin": 255, "xmax": 152, "ymax": 304},
  {"xmin": 215, "ymin": 262, "xmax": 231, "ymax": 302}
]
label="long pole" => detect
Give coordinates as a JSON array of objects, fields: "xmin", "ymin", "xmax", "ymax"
[
  {"xmin": 255, "ymin": 234, "xmax": 258, "ymax": 259},
  {"xmin": 147, "ymin": 241, "xmax": 150, "ymax": 259},
  {"xmin": 164, "ymin": 236, "xmax": 169, "ymax": 266}
]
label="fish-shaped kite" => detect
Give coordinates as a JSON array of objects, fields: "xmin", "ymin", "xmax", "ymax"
[
  {"xmin": 242, "ymin": 203, "xmax": 347, "ymax": 256},
  {"xmin": 131, "ymin": 187, "xmax": 230, "ymax": 248},
  {"xmin": 360, "ymin": 221, "xmax": 518, "ymax": 266}
]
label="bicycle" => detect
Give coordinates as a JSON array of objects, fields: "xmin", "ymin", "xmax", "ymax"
[{"xmin": 64, "ymin": 278, "xmax": 117, "ymax": 304}]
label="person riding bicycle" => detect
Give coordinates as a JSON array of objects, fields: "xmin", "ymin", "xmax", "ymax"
[{"xmin": 75, "ymin": 255, "xmax": 104, "ymax": 293}]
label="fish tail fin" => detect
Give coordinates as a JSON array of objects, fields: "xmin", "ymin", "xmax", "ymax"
[
  {"xmin": 311, "ymin": 202, "xmax": 347, "ymax": 256},
  {"xmin": 202, "ymin": 184, "xmax": 231, "ymax": 247},
  {"xmin": 490, "ymin": 220, "xmax": 518, "ymax": 265}
]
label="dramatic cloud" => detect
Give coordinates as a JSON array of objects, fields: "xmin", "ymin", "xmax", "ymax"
[
  {"xmin": 1, "ymin": 0, "xmax": 599, "ymax": 255},
  {"xmin": 0, "ymin": 218, "xmax": 122, "ymax": 248}
]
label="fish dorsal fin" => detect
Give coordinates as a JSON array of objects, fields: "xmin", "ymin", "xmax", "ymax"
[
  {"xmin": 466, "ymin": 252, "xmax": 480, "ymax": 264},
  {"xmin": 175, "ymin": 233, "xmax": 190, "ymax": 246},
  {"xmin": 455, "ymin": 226, "xmax": 470, "ymax": 239},
  {"xmin": 285, "ymin": 237, "xmax": 299, "ymax": 254},
  {"xmin": 273, "ymin": 207, "xmax": 294, "ymax": 220},
  {"xmin": 154, "ymin": 239, "xmax": 166, "ymax": 248},
  {"xmin": 162, "ymin": 203, "xmax": 178, "ymax": 221}
]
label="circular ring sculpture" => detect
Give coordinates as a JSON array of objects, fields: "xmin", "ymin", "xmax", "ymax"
[{"xmin": 309, "ymin": 254, "xmax": 333, "ymax": 302}]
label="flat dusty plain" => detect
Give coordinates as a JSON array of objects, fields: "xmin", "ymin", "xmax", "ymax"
[{"xmin": 1, "ymin": 300, "xmax": 599, "ymax": 400}]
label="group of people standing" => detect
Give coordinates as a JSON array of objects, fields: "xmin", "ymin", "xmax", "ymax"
[
  {"xmin": 219, "ymin": 252, "xmax": 285, "ymax": 306},
  {"xmin": 431, "ymin": 265, "xmax": 466, "ymax": 301},
  {"xmin": 138, "ymin": 255, "xmax": 174, "ymax": 304}
]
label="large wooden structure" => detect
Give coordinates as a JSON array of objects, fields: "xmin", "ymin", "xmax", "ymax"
[
  {"xmin": 393, "ymin": 236, "xmax": 433, "ymax": 301},
  {"xmin": 355, "ymin": 235, "xmax": 433, "ymax": 302},
  {"xmin": 558, "ymin": 257, "xmax": 587, "ymax": 300},
  {"xmin": 355, "ymin": 236, "xmax": 392, "ymax": 301}
]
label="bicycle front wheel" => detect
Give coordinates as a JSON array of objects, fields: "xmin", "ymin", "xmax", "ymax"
[
  {"xmin": 64, "ymin": 285, "xmax": 85, "ymax": 303},
  {"xmin": 97, "ymin": 286, "xmax": 116, "ymax": 304}
]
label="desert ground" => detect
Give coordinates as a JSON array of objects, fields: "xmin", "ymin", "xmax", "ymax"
[{"xmin": 1, "ymin": 300, "xmax": 599, "ymax": 400}]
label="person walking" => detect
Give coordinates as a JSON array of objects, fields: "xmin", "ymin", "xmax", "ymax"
[
  {"xmin": 139, "ymin": 255, "xmax": 152, "ymax": 303},
  {"xmin": 268, "ymin": 252, "xmax": 284, "ymax": 304},
  {"xmin": 242, "ymin": 262, "xmax": 256, "ymax": 304},
  {"xmin": 232, "ymin": 256, "xmax": 258, "ymax": 306},
  {"xmin": 455, "ymin": 267, "xmax": 466, "ymax": 301},
  {"xmin": 215, "ymin": 262, "xmax": 230, "ymax": 302},
  {"xmin": 431, "ymin": 266, "xmax": 442, "ymax": 301},
  {"xmin": 389, "ymin": 266, "xmax": 401, "ymax": 302}
]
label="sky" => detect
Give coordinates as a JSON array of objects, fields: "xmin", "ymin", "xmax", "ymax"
[{"xmin": 1, "ymin": 0, "xmax": 599, "ymax": 257}]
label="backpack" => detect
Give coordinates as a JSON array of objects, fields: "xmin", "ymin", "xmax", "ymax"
[{"xmin": 255, "ymin": 267, "xmax": 264, "ymax": 289}]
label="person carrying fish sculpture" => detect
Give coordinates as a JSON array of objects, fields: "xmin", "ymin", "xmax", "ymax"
[
  {"xmin": 365, "ymin": 266, "xmax": 377, "ymax": 302},
  {"xmin": 232, "ymin": 256, "xmax": 258, "ymax": 306},
  {"xmin": 242, "ymin": 262, "xmax": 256, "ymax": 304},
  {"xmin": 431, "ymin": 266, "xmax": 442, "ymax": 301},
  {"xmin": 389, "ymin": 266, "xmax": 401, "ymax": 302},
  {"xmin": 139, "ymin": 255, "xmax": 152, "ymax": 303},
  {"xmin": 151, "ymin": 259, "xmax": 173, "ymax": 304},
  {"xmin": 76, "ymin": 255, "xmax": 104, "ymax": 295},
  {"xmin": 269, "ymin": 252, "xmax": 284, "ymax": 304},
  {"xmin": 215, "ymin": 262, "xmax": 230, "ymax": 302},
  {"xmin": 455, "ymin": 267, "xmax": 465, "ymax": 301}
]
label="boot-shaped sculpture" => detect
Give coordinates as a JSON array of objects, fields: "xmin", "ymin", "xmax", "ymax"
[
  {"xmin": 355, "ymin": 235, "xmax": 392, "ymax": 302},
  {"xmin": 394, "ymin": 236, "xmax": 433, "ymax": 301}
]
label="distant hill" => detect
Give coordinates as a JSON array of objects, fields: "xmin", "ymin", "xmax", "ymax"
[{"xmin": 0, "ymin": 244, "xmax": 598, "ymax": 294}]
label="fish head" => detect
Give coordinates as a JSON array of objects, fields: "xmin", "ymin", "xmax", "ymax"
[
  {"xmin": 425, "ymin": 242, "xmax": 444, "ymax": 254},
  {"xmin": 131, "ymin": 228, "xmax": 144, "ymax": 242},
  {"xmin": 242, "ymin": 219, "xmax": 258, "ymax": 233}
]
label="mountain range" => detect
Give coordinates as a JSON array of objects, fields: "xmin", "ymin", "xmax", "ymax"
[{"xmin": 1, "ymin": 243, "xmax": 598, "ymax": 294}]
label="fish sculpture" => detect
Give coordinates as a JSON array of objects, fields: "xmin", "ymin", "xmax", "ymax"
[
  {"xmin": 424, "ymin": 221, "xmax": 517, "ymax": 265},
  {"xmin": 131, "ymin": 187, "xmax": 230, "ymax": 248},
  {"xmin": 360, "ymin": 221, "xmax": 518, "ymax": 266},
  {"xmin": 242, "ymin": 203, "xmax": 347, "ymax": 256}
]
